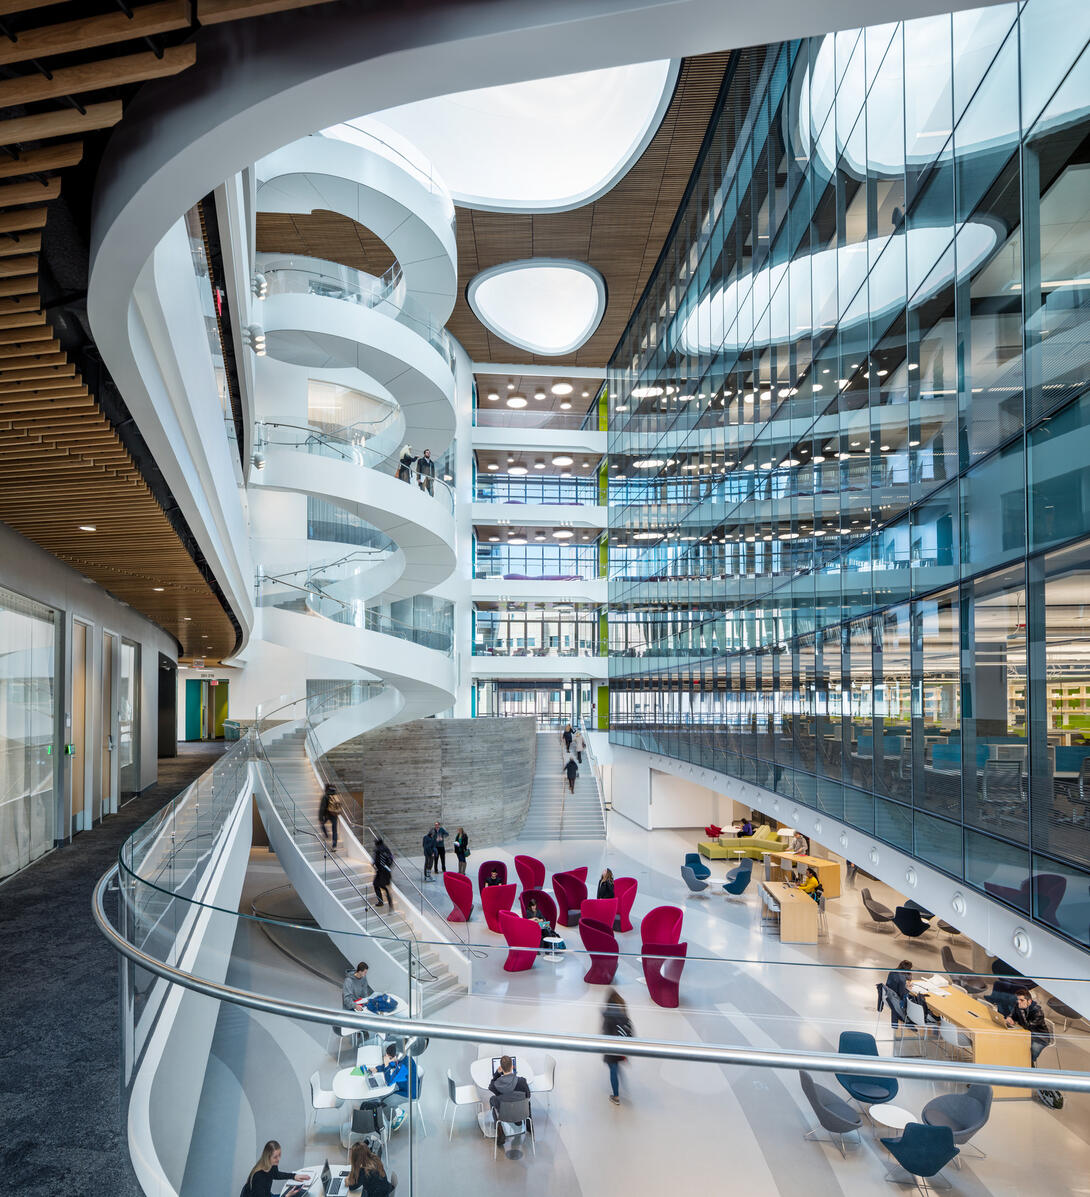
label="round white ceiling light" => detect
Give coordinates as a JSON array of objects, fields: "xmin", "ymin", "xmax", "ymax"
[
  {"xmin": 551, "ymin": 455, "xmax": 574, "ymax": 467},
  {"xmin": 506, "ymin": 395, "xmax": 528, "ymax": 408},
  {"xmin": 551, "ymin": 382, "xmax": 573, "ymax": 396},
  {"xmin": 468, "ymin": 259, "xmax": 606, "ymax": 356}
]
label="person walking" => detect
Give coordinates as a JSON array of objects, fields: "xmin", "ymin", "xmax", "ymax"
[
  {"xmin": 321, "ymin": 782, "xmax": 342, "ymax": 851},
  {"xmin": 432, "ymin": 820, "xmax": 449, "ymax": 872},
  {"xmin": 562, "ymin": 723, "xmax": 574, "ymax": 752},
  {"xmin": 573, "ymin": 727, "xmax": 586, "ymax": 764},
  {"xmin": 453, "ymin": 826, "xmax": 470, "ymax": 874},
  {"xmin": 564, "ymin": 754, "xmax": 579, "ymax": 794},
  {"xmin": 602, "ymin": 989, "xmax": 634, "ymax": 1105},
  {"xmin": 417, "ymin": 448, "xmax": 436, "ymax": 495},
  {"xmin": 372, "ymin": 836, "xmax": 394, "ymax": 909},
  {"xmin": 422, "ymin": 826, "xmax": 438, "ymax": 881},
  {"xmin": 396, "ymin": 444, "xmax": 417, "ymax": 482}
]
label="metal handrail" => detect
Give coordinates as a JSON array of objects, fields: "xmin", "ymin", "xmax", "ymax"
[{"xmin": 93, "ymin": 863, "xmax": 1090, "ymax": 1095}]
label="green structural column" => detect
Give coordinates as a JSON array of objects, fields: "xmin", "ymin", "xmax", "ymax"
[{"xmin": 596, "ymin": 684, "xmax": 609, "ymax": 731}]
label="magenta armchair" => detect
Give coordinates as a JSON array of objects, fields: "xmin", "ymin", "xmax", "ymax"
[
  {"xmin": 640, "ymin": 904, "xmax": 684, "ymax": 950},
  {"xmin": 578, "ymin": 916, "xmax": 619, "ymax": 984},
  {"xmin": 498, "ymin": 909, "xmax": 541, "ymax": 972},
  {"xmin": 553, "ymin": 870, "xmax": 589, "ymax": 927},
  {"xmin": 443, "ymin": 872, "xmax": 474, "ymax": 923},
  {"xmin": 515, "ymin": 854, "xmax": 546, "ymax": 891},
  {"xmin": 643, "ymin": 941, "xmax": 687, "ymax": 1007},
  {"xmin": 568, "ymin": 866, "xmax": 589, "ymax": 884},
  {"xmin": 478, "ymin": 860, "xmax": 508, "ymax": 892},
  {"xmin": 614, "ymin": 877, "xmax": 638, "ymax": 932},
  {"xmin": 481, "ymin": 883, "xmax": 517, "ymax": 933},
  {"xmin": 520, "ymin": 888, "xmax": 558, "ymax": 932},
  {"xmin": 581, "ymin": 897, "xmax": 618, "ymax": 927}
]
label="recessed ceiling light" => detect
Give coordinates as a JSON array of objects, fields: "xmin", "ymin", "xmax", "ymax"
[
  {"xmin": 153, "ymin": 587, "xmax": 165, "ymax": 592},
  {"xmin": 552, "ymin": 529, "xmax": 574, "ymax": 539},
  {"xmin": 79, "ymin": 524, "xmax": 96, "ymax": 532},
  {"xmin": 534, "ymin": 531, "xmax": 547, "ymax": 541},
  {"xmin": 552, "ymin": 455, "xmax": 574, "ymax": 467},
  {"xmin": 581, "ymin": 390, "xmax": 589, "ymax": 398},
  {"xmin": 560, "ymin": 471, "xmax": 573, "ymax": 479},
  {"xmin": 633, "ymin": 458, "xmax": 665, "ymax": 468},
  {"xmin": 633, "ymin": 385, "xmax": 663, "ymax": 398},
  {"xmin": 184, "ymin": 617, "xmax": 192, "ymax": 621},
  {"xmin": 534, "ymin": 389, "xmax": 546, "ymax": 400},
  {"xmin": 508, "ymin": 536, "xmax": 527, "ymax": 545},
  {"xmin": 509, "ymin": 465, "xmax": 528, "ymax": 475},
  {"xmin": 560, "ymin": 400, "xmax": 572, "ymax": 409},
  {"xmin": 533, "ymin": 460, "xmax": 546, "ymax": 469},
  {"xmin": 486, "ymin": 462, "xmax": 499, "ymax": 471},
  {"xmin": 507, "ymin": 395, "xmax": 528, "ymax": 408},
  {"xmin": 633, "ymin": 531, "xmax": 662, "ymax": 540},
  {"xmin": 551, "ymin": 383, "xmax": 573, "ymax": 396},
  {"xmin": 487, "ymin": 392, "xmax": 499, "ymax": 401},
  {"xmin": 507, "ymin": 382, "xmax": 515, "ymax": 390}
]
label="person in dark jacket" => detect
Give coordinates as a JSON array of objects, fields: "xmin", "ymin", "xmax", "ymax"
[
  {"xmin": 319, "ymin": 782, "xmax": 341, "ymax": 850},
  {"xmin": 597, "ymin": 868, "xmax": 615, "ymax": 899},
  {"xmin": 602, "ymin": 989, "xmax": 633, "ymax": 1105},
  {"xmin": 482, "ymin": 867, "xmax": 503, "ymax": 887},
  {"xmin": 396, "ymin": 445, "xmax": 417, "ymax": 482},
  {"xmin": 242, "ymin": 1140, "xmax": 309, "ymax": 1197},
  {"xmin": 564, "ymin": 755, "xmax": 579, "ymax": 794},
  {"xmin": 345, "ymin": 1141, "xmax": 394, "ymax": 1196},
  {"xmin": 431, "ymin": 821, "xmax": 449, "ymax": 872},
  {"xmin": 422, "ymin": 828, "xmax": 437, "ymax": 880},
  {"xmin": 885, "ymin": 960, "xmax": 913, "ymax": 1025},
  {"xmin": 1006, "ymin": 988, "xmax": 1053, "ymax": 1063},
  {"xmin": 372, "ymin": 837, "xmax": 394, "ymax": 909},
  {"xmin": 488, "ymin": 1055, "xmax": 531, "ymax": 1146},
  {"xmin": 417, "ymin": 448, "xmax": 436, "ymax": 495},
  {"xmin": 739, "ymin": 818, "xmax": 755, "ymax": 836},
  {"xmin": 343, "ymin": 961, "xmax": 373, "ymax": 1011},
  {"xmin": 453, "ymin": 826, "xmax": 469, "ymax": 874},
  {"xmin": 562, "ymin": 724, "xmax": 574, "ymax": 751}
]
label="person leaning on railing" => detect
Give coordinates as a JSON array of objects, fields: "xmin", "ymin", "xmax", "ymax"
[{"xmin": 417, "ymin": 448, "xmax": 435, "ymax": 495}]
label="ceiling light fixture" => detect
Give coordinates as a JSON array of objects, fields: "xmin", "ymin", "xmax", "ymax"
[
  {"xmin": 486, "ymin": 462, "xmax": 500, "ymax": 471},
  {"xmin": 509, "ymin": 465, "xmax": 528, "ymax": 475},
  {"xmin": 552, "ymin": 529, "xmax": 574, "ymax": 539},
  {"xmin": 552, "ymin": 455, "xmax": 574, "ymax": 467},
  {"xmin": 487, "ymin": 391, "xmax": 499, "ymax": 401},
  {"xmin": 534, "ymin": 389, "xmax": 546, "ymax": 400},
  {"xmin": 533, "ymin": 460, "xmax": 546, "ymax": 469},
  {"xmin": 551, "ymin": 382, "xmax": 573, "ymax": 396},
  {"xmin": 79, "ymin": 524, "xmax": 96, "ymax": 532},
  {"xmin": 507, "ymin": 395, "xmax": 528, "ymax": 408}
]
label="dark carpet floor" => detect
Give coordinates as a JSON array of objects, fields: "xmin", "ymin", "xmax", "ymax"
[{"xmin": 0, "ymin": 743, "xmax": 227, "ymax": 1197}]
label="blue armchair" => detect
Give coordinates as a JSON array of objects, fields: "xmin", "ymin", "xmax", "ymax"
[
  {"xmin": 684, "ymin": 852, "xmax": 711, "ymax": 881},
  {"xmin": 881, "ymin": 1122, "xmax": 959, "ymax": 1187},
  {"xmin": 893, "ymin": 906, "xmax": 931, "ymax": 938},
  {"xmin": 835, "ymin": 1031, "xmax": 899, "ymax": 1107},
  {"xmin": 680, "ymin": 865, "xmax": 710, "ymax": 898},
  {"xmin": 723, "ymin": 869, "xmax": 752, "ymax": 899}
]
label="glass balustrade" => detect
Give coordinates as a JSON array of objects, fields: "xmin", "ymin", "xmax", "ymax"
[
  {"xmin": 474, "ymin": 474, "xmax": 601, "ymax": 506},
  {"xmin": 474, "ymin": 543, "xmax": 601, "ymax": 581}
]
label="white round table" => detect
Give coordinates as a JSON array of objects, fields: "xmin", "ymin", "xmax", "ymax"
[
  {"xmin": 333, "ymin": 1066, "xmax": 397, "ymax": 1102},
  {"xmin": 870, "ymin": 1104, "xmax": 916, "ymax": 1135},
  {"xmin": 354, "ymin": 993, "xmax": 409, "ymax": 1018},
  {"xmin": 470, "ymin": 1055, "xmax": 536, "ymax": 1091}
]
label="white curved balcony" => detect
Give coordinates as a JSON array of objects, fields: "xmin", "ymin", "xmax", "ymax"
[{"xmin": 256, "ymin": 132, "xmax": 457, "ymax": 322}]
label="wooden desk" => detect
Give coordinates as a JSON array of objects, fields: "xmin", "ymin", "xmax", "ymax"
[
  {"xmin": 769, "ymin": 852, "xmax": 842, "ymax": 898},
  {"xmin": 761, "ymin": 880, "xmax": 818, "ymax": 943},
  {"xmin": 918, "ymin": 987, "xmax": 1032, "ymax": 1099}
]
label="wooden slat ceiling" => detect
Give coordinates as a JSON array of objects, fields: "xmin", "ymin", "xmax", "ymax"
[
  {"xmin": 254, "ymin": 53, "xmax": 732, "ymax": 375},
  {"xmin": 0, "ymin": 0, "xmax": 337, "ymax": 665}
]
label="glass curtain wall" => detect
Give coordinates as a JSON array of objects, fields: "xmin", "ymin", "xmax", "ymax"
[
  {"xmin": 608, "ymin": 2, "xmax": 1090, "ymax": 948},
  {"xmin": 473, "ymin": 604, "xmax": 602, "ymax": 656},
  {"xmin": 0, "ymin": 585, "xmax": 57, "ymax": 879}
]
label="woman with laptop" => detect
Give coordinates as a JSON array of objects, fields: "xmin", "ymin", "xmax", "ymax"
[
  {"xmin": 346, "ymin": 1141, "xmax": 396, "ymax": 1195},
  {"xmin": 240, "ymin": 1141, "xmax": 309, "ymax": 1197}
]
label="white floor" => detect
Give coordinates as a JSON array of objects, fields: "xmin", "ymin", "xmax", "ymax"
[{"xmin": 184, "ymin": 819, "xmax": 1090, "ymax": 1197}]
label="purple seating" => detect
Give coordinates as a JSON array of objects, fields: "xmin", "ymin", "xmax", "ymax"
[
  {"xmin": 498, "ymin": 909, "xmax": 541, "ymax": 972},
  {"xmin": 443, "ymin": 872, "xmax": 474, "ymax": 923},
  {"xmin": 519, "ymin": 888, "xmax": 558, "ymax": 932},
  {"xmin": 640, "ymin": 904, "xmax": 684, "ymax": 951},
  {"xmin": 581, "ymin": 897, "xmax": 618, "ymax": 927},
  {"xmin": 643, "ymin": 941, "xmax": 687, "ymax": 1007},
  {"xmin": 578, "ymin": 916, "xmax": 619, "ymax": 984},
  {"xmin": 478, "ymin": 860, "xmax": 508, "ymax": 892},
  {"xmin": 481, "ymin": 883, "xmax": 517, "ymax": 933},
  {"xmin": 614, "ymin": 877, "xmax": 638, "ymax": 932},
  {"xmin": 553, "ymin": 870, "xmax": 589, "ymax": 928},
  {"xmin": 515, "ymin": 854, "xmax": 547, "ymax": 892}
]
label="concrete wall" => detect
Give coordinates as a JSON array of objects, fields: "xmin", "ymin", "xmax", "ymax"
[{"xmin": 326, "ymin": 716, "xmax": 537, "ymax": 848}]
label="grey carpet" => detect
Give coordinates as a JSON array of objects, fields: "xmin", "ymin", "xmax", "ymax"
[{"xmin": 0, "ymin": 743, "xmax": 227, "ymax": 1197}]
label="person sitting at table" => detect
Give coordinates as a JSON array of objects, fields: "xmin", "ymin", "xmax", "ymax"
[
  {"xmin": 797, "ymin": 866, "xmax": 822, "ymax": 899},
  {"xmin": 343, "ymin": 961, "xmax": 373, "ymax": 1011},
  {"xmin": 346, "ymin": 1140, "xmax": 395, "ymax": 1196},
  {"xmin": 482, "ymin": 867, "xmax": 504, "ymax": 887},
  {"xmin": 241, "ymin": 1140, "xmax": 309, "ymax": 1197},
  {"xmin": 1006, "ymin": 988, "xmax": 1053, "ymax": 1064},
  {"xmin": 488, "ymin": 1054, "xmax": 532, "ymax": 1148},
  {"xmin": 885, "ymin": 960, "xmax": 913, "ymax": 1024},
  {"xmin": 739, "ymin": 818, "xmax": 755, "ymax": 837},
  {"xmin": 597, "ymin": 868, "xmax": 615, "ymax": 899}
]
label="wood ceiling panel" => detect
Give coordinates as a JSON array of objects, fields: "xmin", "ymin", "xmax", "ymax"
[{"xmin": 255, "ymin": 210, "xmax": 397, "ymax": 278}]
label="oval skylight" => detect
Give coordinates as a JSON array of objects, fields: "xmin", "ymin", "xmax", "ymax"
[
  {"xmin": 468, "ymin": 259, "xmax": 606, "ymax": 355},
  {"xmin": 336, "ymin": 60, "xmax": 678, "ymax": 213},
  {"xmin": 674, "ymin": 222, "xmax": 998, "ymax": 355}
]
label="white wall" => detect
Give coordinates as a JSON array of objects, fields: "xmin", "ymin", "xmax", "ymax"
[{"xmin": 649, "ymin": 769, "xmax": 724, "ymax": 829}]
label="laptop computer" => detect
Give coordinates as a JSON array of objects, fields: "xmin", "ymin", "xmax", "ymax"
[
  {"xmin": 322, "ymin": 1157, "xmax": 352, "ymax": 1197},
  {"xmin": 492, "ymin": 1056, "xmax": 518, "ymax": 1074}
]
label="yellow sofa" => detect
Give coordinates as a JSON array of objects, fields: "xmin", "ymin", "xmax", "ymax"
[{"xmin": 697, "ymin": 824, "xmax": 783, "ymax": 859}]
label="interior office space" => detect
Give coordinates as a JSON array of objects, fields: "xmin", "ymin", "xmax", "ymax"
[{"xmin": 0, "ymin": 0, "xmax": 1089, "ymax": 1195}]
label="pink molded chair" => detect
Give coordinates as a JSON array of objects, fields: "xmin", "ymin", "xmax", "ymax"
[
  {"xmin": 578, "ymin": 916, "xmax": 619, "ymax": 984},
  {"xmin": 519, "ymin": 888, "xmax": 558, "ymax": 932},
  {"xmin": 481, "ymin": 883, "xmax": 517, "ymax": 933},
  {"xmin": 614, "ymin": 877, "xmax": 638, "ymax": 932},
  {"xmin": 553, "ymin": 870, "xmax": 589, "ymax": 927},
  {"xmin": 640, "ymin": 904, "xmax": 684, "ymax": 950},
  {"xmin": 581, "ymin": 897, "xmax": 618, "ymax": 928},
  {"xmin": 515, "ymin": 854, "xmax": 546, "ymax": 891},
  {"xmin": 443, "ymin": 872, "xmax": 474, "ymax": 923},
  {"xmin": 498, "ymin": 909, "xmax": 541, "ymax": 972},
  {"xmin": 478, "ymin": 860, "xmax": 508, "ymax": 892},
  {"xmin": 643, "ymin": 941, "xmax": 687, "ymax": 1007},
  {"xmin": 567, "ymin": 866, "xmax": 589, "ymax": 884}
]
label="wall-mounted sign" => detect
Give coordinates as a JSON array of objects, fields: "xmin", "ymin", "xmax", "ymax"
[{"xmin": 192, "ymin": 658, "xmax": 205, "ymax": 669}]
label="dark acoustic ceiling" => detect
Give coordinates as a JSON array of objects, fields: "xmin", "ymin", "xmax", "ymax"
[
  {"xmin": 255, "ymin": 51, "xmax": 733, "ymax": 373},
  {"xmin": 0, "ymin": 0, "xmax": 344, "ymax": 665}
]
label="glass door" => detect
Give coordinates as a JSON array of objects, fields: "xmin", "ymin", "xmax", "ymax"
[{"xmin": 101, "ymin": 632, "xmax": 119, "ymax": 817}]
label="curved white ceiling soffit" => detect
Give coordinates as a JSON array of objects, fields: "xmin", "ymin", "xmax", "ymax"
[
  {"xmin": 336, "ymin": 60, "xmax": 679, "ymax": 213},
  {"xmin": 675, "ymin": 222, "xmax": 999, "ymax": 356},
  {"xmin": 467, "ymin": 259, "xmax": 607, "ymax": 355}
]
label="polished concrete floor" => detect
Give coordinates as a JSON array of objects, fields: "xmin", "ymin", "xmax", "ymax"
[{"xmin": 192, "ymin": 816, "xmax": 1090, "ymax": 1197}]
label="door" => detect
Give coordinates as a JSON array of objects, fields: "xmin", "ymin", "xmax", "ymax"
[
  {"xmin": 210, "ymin": 680, "xmax": 228, "ymax": 738},
  {"xmin": 185, "ymin": 678, "xmax": 203, "ymax": 741},
  {"xmin": 101, "ymin": 632, "xmax": 119, "ymax": 817},
  {"xmin": 119, "ymin": 639, "xmax": 140, "ymax": 799}
]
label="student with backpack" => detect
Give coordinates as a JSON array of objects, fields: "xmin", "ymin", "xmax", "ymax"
[
  {"xmin": 319, "ymin": 782, "xmax": 342, "ymax": 850},
  {"xmin": 372, "ymin": 837, "xmax": 394, "ymax": 909}
]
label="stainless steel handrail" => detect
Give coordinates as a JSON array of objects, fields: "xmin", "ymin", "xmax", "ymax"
[{"xmin": 93, "ymin": 863, "xmax": 1090, "ymax": 1094}]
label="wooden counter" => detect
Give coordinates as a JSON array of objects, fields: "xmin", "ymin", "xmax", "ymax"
[
  {"xmin": 917, "ymin": 987, "xmax": 1032, "ymax": 1099},
  {"xmin": 769, "ymin": 852, "xmax": 842, "ymax": 898},
  {"xmin": 761, "ymin": 880, "xmax": 819, "ymax": 943}
]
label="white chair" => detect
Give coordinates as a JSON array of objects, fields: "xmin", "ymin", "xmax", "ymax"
[
  {"xmin": 444, "ymin": 1068, "xmax": 482, "ymax": 1140},
  {"xmin": 357, "ymin": 1043, "xmax": 384, "ymax": 1069},
  {"xmin": 330, "ymin": 1025, "xmax": 357, "ymax": 1065},
  {"xmin": 905, "ymin": 997, "xmax": 935, "ymax": 1056},
  {"xmin": 528, "ymin": 1053, "xmax": 556, "ymax": 1110},
  {"xmin": 309, "ymin": 1070, "xmax": 342, "ymax": 1130},
  {"xmin": 939, "ymin": 1017, "xmax": 972, "ymax": 1061}
]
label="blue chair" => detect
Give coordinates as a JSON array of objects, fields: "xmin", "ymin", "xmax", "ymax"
[
  {"xmin": 726, "ymin": 856, "xmax": 753, "ymax": 883},
  {"xmin": 684, "ymin": 852, "xmax": 710, "ymax": 881},
  {"xmin": 835, "ymin": 1031, "xmax": 899, "ymax": 1108},
  {"xmin": 722, "ymin": 870, "xmax": 752, "ymax": 899},
  {"xmin": 881, "ymin": 1122, "xmax": 959, "ymax": 1190},
  {"xmin": 893, "ymin": 906, "xmax": 931, "ymax": 939},
  {"xmin": 680, "ymin": 865, "xmax": 710, "ymax": 898}
]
